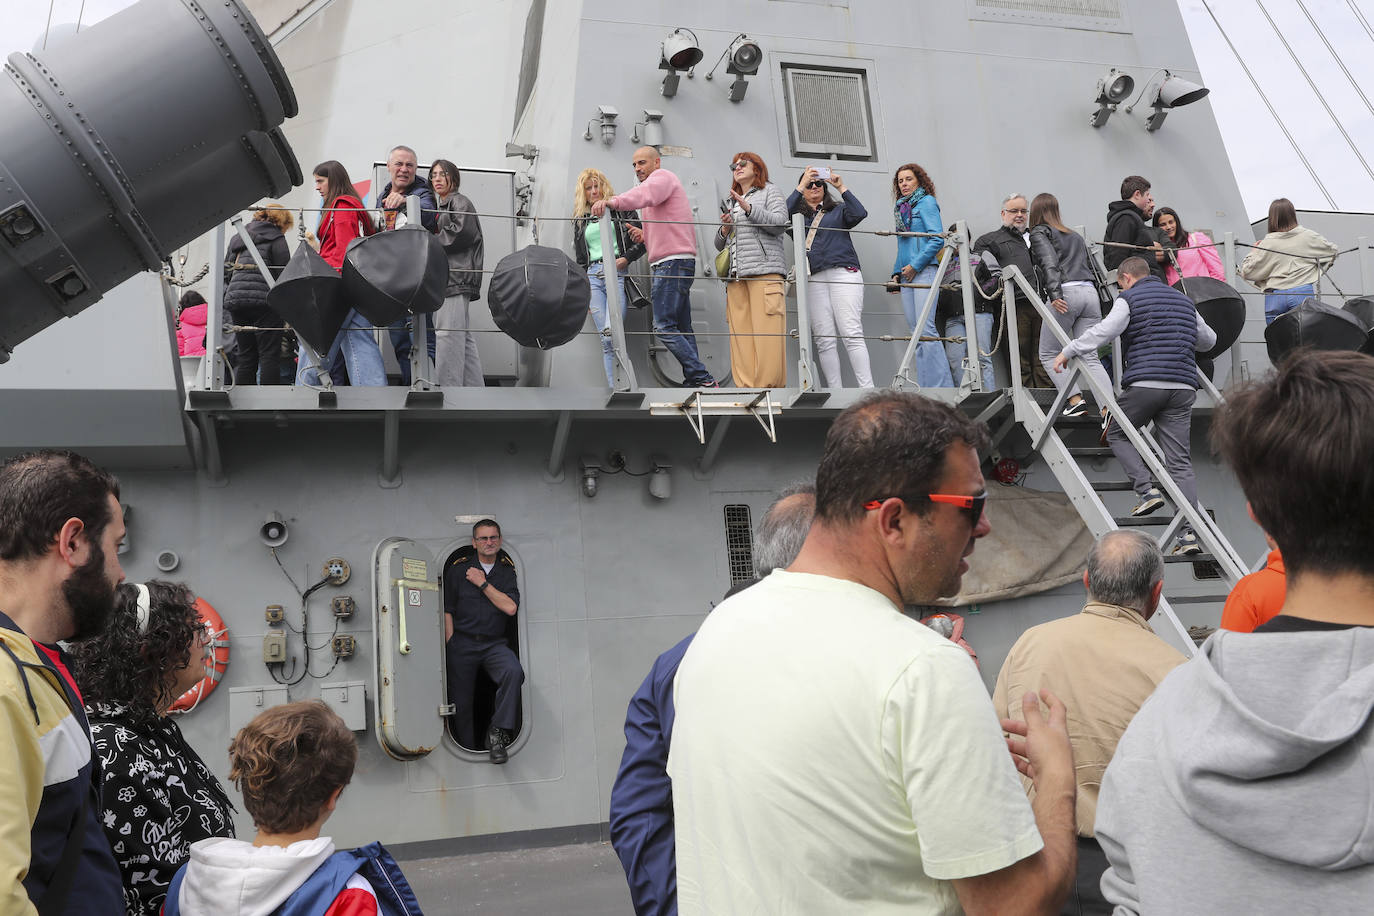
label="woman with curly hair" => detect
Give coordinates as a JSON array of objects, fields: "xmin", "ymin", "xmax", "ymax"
[
  {"xmin": 70, "ymin": 581, "xmax": 235, "ymax": 916},
  {"xmin": 888, "ymin": 162, "xmax": 952, "ymax": 387},
  {"xmin": 572, "ymin": 167, "xmax": 646, "ymax": 386}
]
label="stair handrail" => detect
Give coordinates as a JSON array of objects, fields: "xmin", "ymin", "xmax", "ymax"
[{"xmin": 999, "ymin": 265, "xmax": 1249, "ymax": 583}]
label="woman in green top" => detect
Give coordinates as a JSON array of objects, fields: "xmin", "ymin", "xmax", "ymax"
[{"xmin": 572, "ymin": 168, "xmax": 646, "ymax": 386}]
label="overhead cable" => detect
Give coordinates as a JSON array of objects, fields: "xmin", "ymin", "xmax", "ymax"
[
  {"xmin": 1198, "ymin": 0, "xmax": 1338, "ymax": 208},
  {"xmin": 1297, "ymin": 0, "xmax": 1374, "ymax": 121},
  {"xmin": 1255, "ymin": 0, "xmax": 1374, "ymax": 185}
]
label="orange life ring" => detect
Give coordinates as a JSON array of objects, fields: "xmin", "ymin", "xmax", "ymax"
[{"xmin": 169, "ymin": 597, "xmax": 230, "ymax": 714}]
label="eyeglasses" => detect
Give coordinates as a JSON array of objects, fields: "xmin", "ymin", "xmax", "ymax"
[
  {"xmin": 805, "ymin": 180, "xmax": 826, "ymax": 189},
  {"xmin": 475, "ymin": 535, "xmax": 501, "ymax": 542},
  {"xmin": 863, "ymin": 491, "xmax": 988, "ymax": 526},
  {"xmin": 730, "ymin": 161, "xmax": 748, "ymax": 171},
  {"xmin": 1002, "ymin": 208, "xmax": 1028, "ymax": 215}
]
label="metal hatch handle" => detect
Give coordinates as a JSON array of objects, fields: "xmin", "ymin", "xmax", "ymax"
[{"xmin": 391, "ymin": 578, "xmax": 438, "ymax": 655}]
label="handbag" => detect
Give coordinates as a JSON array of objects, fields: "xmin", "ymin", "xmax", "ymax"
[
  {"xmin": 714, "ymin": 241, "xmax": 731, "ymax": 278},
  {"xmin": 623, "ymin": 271, "xmax": 652, "ymax": 310}
]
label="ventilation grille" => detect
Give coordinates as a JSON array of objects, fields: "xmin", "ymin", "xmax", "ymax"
[
  {"xmin": 970, "ymin": 0, "xmax": 1128, "ymax": 31},
  {"xmin": 782, "ymin": 66, "xmax": 875, "ymax": 159},
  {"xmin": 724, "ymin": 504, "xmax": 756, "ymax": 585}
]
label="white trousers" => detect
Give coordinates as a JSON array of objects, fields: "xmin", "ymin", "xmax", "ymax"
[
  {"xmin": 435, "ymin": 293, "xmax": 484, "ymax": 387},
  {"xmin": 808, "ymin": 267, "xmax": 873, "ymax": 387}
]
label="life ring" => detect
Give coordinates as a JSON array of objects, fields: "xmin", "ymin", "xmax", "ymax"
[{"xmin": 169, "ymin": 598, "xmax": 230, "ymax": 714}]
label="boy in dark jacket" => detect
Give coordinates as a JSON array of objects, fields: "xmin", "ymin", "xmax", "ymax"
[{"xmin": 1103, "ymin": 176, "xmax": 1167, "ymax": 281}]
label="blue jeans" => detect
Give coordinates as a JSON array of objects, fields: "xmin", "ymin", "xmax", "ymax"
[
  {"xmin": 389, "ymin": 316, "xmax": 438, "ymax": 385},
  {"xmin": 588, "ymin": 262, "xmax": 627, "ymax": 386},
  {"xmin": 1264, "ymin": 284, "xmax": 1314, "ymax": 325},
  {"xmin": 650, "ymin": 258, "xmax": 713, "ymax": 387},
  {"xmin": 900, "ymin": 266, "xmax": 953, "ymax": 388},
  {"xmin": 945, "ymin": 312, "xmax": 996, "ymax": 390},
  {"xmin": 297, "ymin": 309, "xmax": 387, "ymax": 386}
]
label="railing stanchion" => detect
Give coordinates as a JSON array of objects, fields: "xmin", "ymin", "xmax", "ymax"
[
  {"xmin": 1224, "ymin": 230, "xmax": 1239, "ymax": 384},
  {"xmin": 955, "ymin": 221, "xmax": 982, "ymax": 392},
  {"xmin": 791, "ymin": 211, "xmax": 816, "ymax": 391},
  {"xmin": 404, "ymin": 196, "xmax": 434, "ymax": 388},
  {"xmin": 890, "ymin": 244, "xmax": 953, "ymax": 389},
  {"xmin": 1359, "ymin": 236, "xmax": 1371, "ymax": 297},
  {"xmin": 207, "ymin": 222, "xmax": 227, "ymax": 390},
  {"xmin": 601, "ymin": 211, "xmax": 638, "ymax": 391}
]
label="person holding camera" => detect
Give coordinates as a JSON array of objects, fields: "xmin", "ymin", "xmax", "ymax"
[
  {"xmin": 787, "ymin": 167, "xmax": 873, "ymax": 387},
  {"xmin": 715, "ymin": 152, "xmax": 789, "ymax": 388},
  {"xmin": 889, "ymin": 163, "xmax": 953, "ymax": 388}
]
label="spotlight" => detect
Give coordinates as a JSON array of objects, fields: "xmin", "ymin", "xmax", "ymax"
[
  {"xmin": 632, "ymin": 110, "xmax": 665, "ymax": 147},
  {"xmin": 659, "ymin": 28, "xmax": 703, "ymax": 98},
  {"xmin": 1145, "ymin": 72, "xmax": 1210, "ymax": 131},
  {"xmin": 707, "ymin": 34, "xmax": 763, "ymax": 103},
  {"xmin": 580, "ymin": 464, "xmax": 599, "ymax": 498},
  {"xmin": 1090, "ymin": 68, "xmax": 1134, "ymax": 128},
  {"xmin": 260, "ymin": 511, "xmax": 289, "ymax": 548},
  {"xmin": 583, "ymin": 105, "xmax": 619, "ymax": 145}
]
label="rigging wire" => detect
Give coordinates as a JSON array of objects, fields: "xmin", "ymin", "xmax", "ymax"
[
  {"xmin": 1348, "ymin": 0, "xmax": 1374, "ymax": 44},
  {"xmin": 1198, "ymin": 0, "xmax": 1338, "ymax": 209},
  {"xmin": 1297, "ymin": 0, "xmax": 1374, "ymax": 122},
  {"xmin": 1254, "ymin": 0, "xmax": 1374, "ymax": 185},
  {"xmin": 42, "ymin": 0, "xmax": 56, "ymax": 50}
]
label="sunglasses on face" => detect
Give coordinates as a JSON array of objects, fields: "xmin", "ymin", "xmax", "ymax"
[
  {"xmin": 731, "ymin": 161, "xmax": 748, "ymax": 171},
  {"xmin": 863, "ymin": 491, "xmax": 988, "ymax": 526},
  {"xmin": 805, "ymin": 180, "xmax": 826, "ymax": 189}
]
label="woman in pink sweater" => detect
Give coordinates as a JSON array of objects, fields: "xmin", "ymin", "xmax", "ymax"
[{"xmin": 1153, "ymin": 207, "xmax": 1225, "ymax": 286}]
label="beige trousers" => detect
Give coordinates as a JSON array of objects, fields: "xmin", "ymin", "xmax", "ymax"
[{"xmin": 725, "ymin": 274, "xmax": 786, "ymax": 388}]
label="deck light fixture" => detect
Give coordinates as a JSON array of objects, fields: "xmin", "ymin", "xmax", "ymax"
[
  {"xmin": 583, "ymin": 105, "xmax": 619, "ymax": 145},
  {"xmin": 659, "ymin": 28, "xmax": 703, "ymax": 98},
  {"xmin": 632, "ymin": 110, "xmax": 665, "ymax": 147},
  {"xmin": 706, "ymin": 33, "xmax": 762, "ymax": 102},
  {"xmin": 1090, "ymin": 69, "xmax": 1135, "ymax": 128},
  {"xmin": 1123, "ymin": 69, "xmax": 1210, "ymax": 131}
]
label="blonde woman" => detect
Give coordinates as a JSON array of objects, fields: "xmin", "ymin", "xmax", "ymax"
[
  {"xmin": 222, "ymin": 202, "xmax": 293, "ymax": 385},
  {"xmin": 714, "ymin": 152, "xmax": 789, "ymax": 387},
  {"xmin": 572, "ymin": 168, "xmax": 646, "ymax": 385}
]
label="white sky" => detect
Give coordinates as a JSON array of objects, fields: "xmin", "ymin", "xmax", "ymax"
[{"xmin": 3, "ymin": 0, "xmax": 1373, "ymax": 220}]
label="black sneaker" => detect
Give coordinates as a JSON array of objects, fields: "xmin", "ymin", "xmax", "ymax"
[
  {"xmin": 487, "ymin": 726, "xmax": 510, "ymax": 765},
  {"xmin": 1099, "ymin": 412, "xmax": 1114, "ymax": 447},
  {"xmin": 1063, "ymin": 399, "xmax": 1088, "ymax": 418}
]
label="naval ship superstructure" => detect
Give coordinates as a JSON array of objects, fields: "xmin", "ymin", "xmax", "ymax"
[{"xmin": 3, "ymin": 0, "xmax": 1364, "ymax": 853}]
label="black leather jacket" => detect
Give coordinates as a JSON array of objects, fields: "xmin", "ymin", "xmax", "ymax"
[
  {"xmin": 1029, "ymin": 225, "xmax": 1095, "ymax": 302},
  {"xmin": 572, "ymin": 210, "xmax": 647, "ymax": 269}
]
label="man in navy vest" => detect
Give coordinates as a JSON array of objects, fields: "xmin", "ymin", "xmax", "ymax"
[{"xmin": 1053, "ymin": 256, "xmax": 1216, "ymax": 554}]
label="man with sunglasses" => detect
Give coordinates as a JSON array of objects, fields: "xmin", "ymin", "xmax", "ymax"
[
  {"xmin": 670, "ymin": 392, "xmax": 1077, "ymax": 915},
  {"xmin": 974, "ymin": 194, "xmax": 1053, "ymax": 388},
  {"xmin": 442, "ymin": 518, "xmax": 523, "ymax": 764},
  {"xmin": 591, "ymin": 147, "xmax": 716, "ymax": 388}
]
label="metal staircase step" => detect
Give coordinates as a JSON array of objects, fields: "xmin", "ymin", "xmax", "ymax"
[
  {"xmin": 1067, "ymin": 446, "xmax": 1115, "ymax": 457},
  {"xmin": 1112, "ymin": 516, "xmax": 1171, "ymax": 526},
  {"xmin": 1053, "ymin": 416, "xmax": 1106, "ymax": 428},
  {"xmin": 1164, "ymin": 553, "xmax": 1217, "ymax": 563},
  {"xmin": 1089, "ymin": 480, "xmax": 1135, "ymax": 491},
  {"xmin": 1166, "ymin": 593, "xmax": 1230, "ymax": 604}
]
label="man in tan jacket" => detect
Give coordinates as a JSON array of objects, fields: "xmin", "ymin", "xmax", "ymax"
[{"xmin": 993, "ymin": 529, "xmax": 1185, "ymax": 915}]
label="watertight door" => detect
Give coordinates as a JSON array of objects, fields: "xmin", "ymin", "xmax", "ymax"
[{"xmin": 373, "ymin": 537, "xmax": 444, "ymax": 759}]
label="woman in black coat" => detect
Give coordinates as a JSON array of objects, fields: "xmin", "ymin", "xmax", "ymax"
[{"xmin": 223, "ymin": 203, "xmax": 292, "ymax": 384}]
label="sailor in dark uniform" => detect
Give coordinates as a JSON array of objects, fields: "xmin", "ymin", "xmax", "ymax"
[{"xmin": 443, "ymin": 518, "xmax": 523, "ymax": 763}]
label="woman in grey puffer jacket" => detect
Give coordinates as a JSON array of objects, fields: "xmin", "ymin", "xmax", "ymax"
[{"xmin": 715, "ymin": 152, "xmax": 789, "ymax": 388}]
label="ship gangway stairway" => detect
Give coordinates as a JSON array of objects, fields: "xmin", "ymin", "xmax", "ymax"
[{"xmin": 996, "ymin": 266, "xmax": 1251, "ymax": 657}]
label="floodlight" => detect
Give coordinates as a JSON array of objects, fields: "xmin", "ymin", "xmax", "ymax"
[
  {"xmin": 707, "ymin": 34, "xmax": 762, "ymax": 103},
  {"xmin": 1090, "ymin": 68, "xmax": 1134, "ymax": 128},
  {"xmin": 658, "ymin": 28, "xmax": 702, "ymax": 98},
  {"xmin": 1128, "ymin": 70, "xmax": 1210, "ymax": 132}
]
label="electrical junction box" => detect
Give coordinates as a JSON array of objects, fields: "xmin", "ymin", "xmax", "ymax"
[
  {"xmin": 319, "ymin": 680, "xmax": 367, "ymax": 731},
  {"xmin": 227, "ymin": 685, "xmax": 289, "ymax": 736},
  {"xmin": 262, "ymin": 631, "xmax": 287, "ymax": 663},
  {"xmin": 265, "ymin": 604, "xmax": 284, "ymax": 624},
  {"xmin": 331, "ymin": 635, "xmax": 356, "ymax": 659},
  {"xmin": 331, "ymin": 596, "xmax": 355, "ymax": 619}
]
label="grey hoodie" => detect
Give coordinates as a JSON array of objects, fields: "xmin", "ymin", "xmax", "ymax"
[{"xmin": 1095, "ymin": 626, "xmax": 1374, "ymax": 914}]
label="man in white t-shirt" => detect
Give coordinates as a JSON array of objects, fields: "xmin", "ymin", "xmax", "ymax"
[{"xmin": 669, "ymin": 391, "xmax": 1077, "ymax": 915}]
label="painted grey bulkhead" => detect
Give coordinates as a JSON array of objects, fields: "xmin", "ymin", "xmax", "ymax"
[{"xmin": 0, "ymin": 0, "xmax": 1283, "ymax": 847}]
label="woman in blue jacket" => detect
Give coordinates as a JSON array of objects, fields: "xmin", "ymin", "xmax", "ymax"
[
  {"xmin": 889, "ymin": 162, "xmax": 953, "ymax": 387},
  {"xmin": 787, "ymin": 168, "xmax": 872, "ymax": 387}
]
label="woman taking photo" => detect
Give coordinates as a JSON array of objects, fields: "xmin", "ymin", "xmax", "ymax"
[
  {"xmin": 298, "ymin": 160, "xmax": 386, "ymax": 385},
  {"xmin": 1028, "ymin": 192, "xmax": 1113, "ymax": 418},
  {"xmin": 1240, "ymin": 197, "xmax": 1340, "ymax": 324},
  {"xmin": 222, "ymin": 202, "xmax": 292, "ymax": 385},
  {"xmin": 70, "ymin": 581, "xmax": 235, "ymax": 916},
  {"xmin": 431, "ymin": 159, "xmax": 486, "ymax": 387},
  {"xmin": 786, "ymin": 167, "xmax": 872, "ymax": 387},
  {"xmin": 1152, "ymin": 206, "xmax": 1225, "ymax": 286},
  {"xmin": 572, "ymin": 167, "xmax": 646, "ymax": 386},
  {"xmin": 888, "ymin": 163, "xmax": 952, "ymax": 387},
  {"xmin": 715, "ymin": 152, "xmax": 789, "ymax": 388}
]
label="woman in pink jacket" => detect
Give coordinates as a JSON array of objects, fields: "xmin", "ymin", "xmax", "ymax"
[
  {"xmin": 176, "ymin": 291, "xmax": 208, "ymax": 356},
  {"xmin": 1153, "ymin": 207, "xmax": 1225, "ymax": 286}
]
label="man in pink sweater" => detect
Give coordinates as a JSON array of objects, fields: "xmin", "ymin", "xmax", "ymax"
[{"xmin": 592, "ymin": 147, "xmax": 715, "ymax": 387}]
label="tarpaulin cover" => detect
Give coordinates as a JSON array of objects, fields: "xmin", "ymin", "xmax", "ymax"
[
  {"xmin": 936, "ymin": 482, "xmax": 1094, "ymax": 607},
  {"xmin": 265, "ymin": 242, "xmax": 349, "ymax": 355},
  {"xmin": 1343, "ymin": 297, "xmax": 1374, "ymax": 355},
  {"xmin": 487, "ymin": 245, "xmax": 590, "ymax": 350},
  {"xmin": 341, "ymin": 227, "xmax": 447, "ymax": 327},
  {"xmin": 1264, "ymin": 296, "xmax": 1369, "ymax": 364}
]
